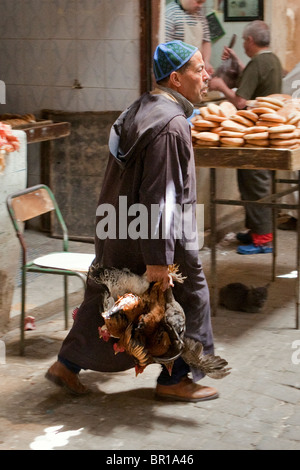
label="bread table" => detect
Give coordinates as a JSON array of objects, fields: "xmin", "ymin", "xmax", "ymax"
[
  {"xmin": 0, "ymin": 113, "xmax": 71, "ymax": 144},
  {"xmin": 194, "ymin": 146, "xmax": 300, "ymax": 328}
]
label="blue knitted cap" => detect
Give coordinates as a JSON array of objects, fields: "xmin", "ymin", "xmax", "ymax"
[{"xmin": 153, "ymin": 40, "xmax": 198, "ymax": 81}]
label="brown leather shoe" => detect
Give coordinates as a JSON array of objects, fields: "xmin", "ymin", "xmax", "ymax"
[
  {"xmin": 45, "ymin": 361, "xmax": 89, "ymax": 395},
  {"xmin": 155, "ymin": 376, "xmax": 219, "ymax": 402}
]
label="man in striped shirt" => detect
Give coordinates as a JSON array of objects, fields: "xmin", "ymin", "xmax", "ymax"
[{"xmin": 165, "ymin": 0, "xmax": 214, "ymax": 75}]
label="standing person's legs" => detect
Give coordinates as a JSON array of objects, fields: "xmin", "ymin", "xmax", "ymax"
[{"xmin": 237, "ymin": 169, "xmax": 273, "ymax": 254}]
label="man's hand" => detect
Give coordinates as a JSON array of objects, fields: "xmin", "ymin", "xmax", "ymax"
[
  {"xmin": 221, "ymin": 46, "xmax": 237, "ymax": 61},
  {"xmin": 146, "ymin": 265, "xmax": 174, "ymax": 291},
  {"xmin": 208, "ymin": 76, "xmax": 247, "ymax": 110},
  {"xmin": 222, "ymin": 46, "xmax": 245, "ymax": 73}
]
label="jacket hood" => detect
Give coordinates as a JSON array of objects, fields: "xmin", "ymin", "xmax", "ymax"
[{"xmin": 108, "ymin": 92, "xmax": 187, "ymax": 169}]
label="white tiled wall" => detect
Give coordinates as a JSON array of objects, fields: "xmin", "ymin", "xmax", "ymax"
[{"xmin": 0, "ymin": 0, "xmax": 140, "ymax": 115}]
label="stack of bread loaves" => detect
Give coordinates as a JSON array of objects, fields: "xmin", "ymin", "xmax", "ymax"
[
  {"xmin": 0, "ymin": 113, "xmax": 36, "ymax": 128},
  {"xmin": 191, "ymin": 95, "xmax": 300, "ymax": 150}
]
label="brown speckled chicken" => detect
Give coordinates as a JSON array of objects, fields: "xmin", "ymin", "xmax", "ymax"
[{"xmin": 101, "ymin": 293, "xmax": 145, "ymax": 338}]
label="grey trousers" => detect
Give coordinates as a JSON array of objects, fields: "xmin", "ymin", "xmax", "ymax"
[{"xmin": 237, "ymin": 168, "xmax": 272, "ymax": 234}]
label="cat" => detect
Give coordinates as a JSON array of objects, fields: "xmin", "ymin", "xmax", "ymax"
[{"xmin": 219, "ymin": 282, "xmax": 269, "ymax": 313}]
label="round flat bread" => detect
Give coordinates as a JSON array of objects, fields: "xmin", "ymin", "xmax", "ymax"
[
  {"xmin": 210, "ymin": 123, "xmax": 223, "ymax": 134},
  {"xmin": 287, "ymin": 114, "xmax": 300, "ymax": 125},
  {"xmin": 219, "ymin": 101, "xmax": 237, "ymax": 118},
  {"xmin": 244, "ymin": 131, "xmax": 269, "ymax": 140},
  {"xmin": 277, "ymin": 102, "xmax": 300, "ymax": 119},
  {"xmin": 259, "ymin": 113, "xmax": 286, "ymax": 123},
  {"xmin": 245, "ymin": 100, "xmax": 256, "ymax": 108},
  {"xmin": 270, "ymin": 138, "xmax": 299, "ymax": 146},
  {"xmin": 199, "ymin": 107, "xmax": 211, "ymax": 119},
  {"xmin": 251, "ymin": 107, "xmax": 277, "ymax": 115},
  {"xmin": 256, "ymin": 120, "xmax": 283, "ymax": 127},
  {"xmin": 268, "ymin": 124, "xmax": 296, "ymax": 134},
  {"xmin": 207, "ymin": 103, "xmax": 222, "ymax": 116},
  {"xmin": 221, "ymin": 120, "xmax": 247, "ymax": 132},
  {"xmin": 221, "ymin": 143, "xmax": 244, "ymax": 147},
  {"xmin": 193, "ymin": 127, "xmax": 212, "ymax": 132},
  {"xmin": 220, "ymin": 137, "xmax": 244, "ymax": 146},
  {"xmin": 195, "ymin": 131, "xmax": 220, "ymax": 142},
  {"xmin": 244, "ymin": 139, "xmax": 269, "ymax": 147},
  {"xmin": 231, "ymin": 114, "xmax": 254, "ymax": 127},
  {"xmin": 243, "ymin": 126, "xmax": 269, "ymax": 134},
  {"xmin": 269, "ymin": 131, "xmax": 297, "ymax": 140},
  {"xmin": 237, "ymin": 110, "xmax": 258, "ymax": 122},
  {"xmin": 193, "ymin": 119, "xmax": 219, "ymax": 128},
  {"xmin": 191, "ymin": 116, "xmax": 200, "ymax": 125},
  {"xmin": 205, "ymin": 114, "xmax": 226, "ymax": 123},
  {"xmin": 287, "ymin": 111, "xmax": 300, "ymax": 120},
  {"xmin": 254, "ymin": 101, "xmax": 281, "ymax": 111},
  {"xmin": 219, "ymin": 130, "xmax": 246, "ymax": 137},
  {"xmin": 211, "ymin": 126, "xmax": 223, "ymax": 134},
  {"xmin": 256, "ymin": 96, "xmax": 284, "ymax": 107}
]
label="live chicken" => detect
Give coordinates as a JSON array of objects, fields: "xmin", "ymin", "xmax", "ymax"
[{"xmin": 93, "ymin": 264, "xmax": 231, "ymax": 379}]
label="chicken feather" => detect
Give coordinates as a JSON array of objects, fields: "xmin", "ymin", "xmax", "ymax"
[
  {"xmin": 136, "ymin": 283, "xmax": 166, "ymax": 336},
  {"xmin": 145, "ymin": 325, "xmax": 171, "ymax": 357},
  {"xmin": 119, "ymin": 324, "xmax": 151, "ymax": 368},
  {"xmin": 181, "ymin": 337, "xmax": 231, "ymax": 379},
  {"xmin": 102, "ymin": 312, "xmax": 128, "ymax": 338},
  {"xmin": 90, "ymin": 265, "xmax": 150, "ymax": 299}
]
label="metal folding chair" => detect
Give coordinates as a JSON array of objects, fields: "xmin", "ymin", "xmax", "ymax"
[{"xmin": 6, "ymin": 184, "xmax": 95, "ymax": 355}]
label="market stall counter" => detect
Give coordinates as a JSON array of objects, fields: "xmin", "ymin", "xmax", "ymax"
[{"xmin": 194, "ymin": 146, "xmax": 300, "ymax": 329}]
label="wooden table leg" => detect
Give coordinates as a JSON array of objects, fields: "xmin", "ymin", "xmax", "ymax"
[
  {"xmin": 210, "ymin": 168, "xmax": 217, "ymax": 316},
  {"xmin": 272, "ymin": 171, "xmax": 277, "ymax": 282}
]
